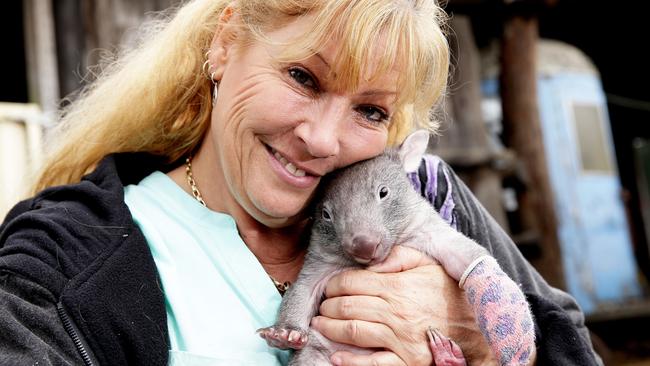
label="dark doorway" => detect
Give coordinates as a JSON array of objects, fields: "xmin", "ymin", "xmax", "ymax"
[{"xmin": 1, "ymin": 1, "xmax": 29, "ymax": 103}]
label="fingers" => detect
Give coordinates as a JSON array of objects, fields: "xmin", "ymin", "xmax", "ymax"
[
  {"xmin": 324, "ymin": 269, "xmax": 387, "ymax": 298},
  {"xmin": 325, "ymin": 262, "xmax": 447, "ymax": 299},
  {"xmin": 331, "ymin": 351, "xmax": 406, "ymax": 366},
  {"xmin": 319, "ymin": 295, "xmax": 389, "ymax": 324},
  {"xmin": 311, "ymin": 316, "xmax": 398, "ymax": 349},
  {"xmin": 325, "ymin": 247, "xmax": 444, "ymax": 298},
  {"xmin": 368, "ymin": 246, "xmax": 437, "ymax": 273}
]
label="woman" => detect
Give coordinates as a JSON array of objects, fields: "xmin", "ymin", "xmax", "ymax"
[{"xmin": 0, "ymin": 0, "xmax": 601, "ymax": 365}]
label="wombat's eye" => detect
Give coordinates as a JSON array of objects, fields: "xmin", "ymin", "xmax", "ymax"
[
  {"xmin": 322, "ymin": 207, "xmax": 333, "ymax": 221},
  {"xmin": 378, "ymin": 185, "xmax": 389, "ymax": 200}
]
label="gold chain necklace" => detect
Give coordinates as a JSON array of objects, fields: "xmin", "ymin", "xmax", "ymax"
[{"xmin": 184, "ymin": 157, "xmax": 291, "ymax": 295}]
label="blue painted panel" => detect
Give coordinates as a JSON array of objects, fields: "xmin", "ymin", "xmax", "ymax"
[
  {"xmin": 537, "ymin": 76, "xmax": 599, "ymax": 313},
  {"xmin": 482, "ymin": 73, "xmax": 642, "ymax": 314},
  {"xmin": 537, "ymin": 73, "xmax": 641, "ymax": 313}
]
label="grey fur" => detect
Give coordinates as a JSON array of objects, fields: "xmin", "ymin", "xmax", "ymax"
[{"xmin": 260, "ymin": 140, "xmax": 490, "ymax": 365}]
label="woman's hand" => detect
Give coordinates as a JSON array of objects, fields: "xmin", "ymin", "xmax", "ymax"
[{"xmin": 312, "ymin": 246, "xmax": 497, "ymax": 366}]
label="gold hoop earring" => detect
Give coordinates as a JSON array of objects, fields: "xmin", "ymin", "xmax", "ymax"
[
  {"xmin": 202, "ymin": 59, "xmax": 212, "ymax": 79},
  {"xmin": 203, "ymin": 49, "xmax": 216, "ymax": 81}
]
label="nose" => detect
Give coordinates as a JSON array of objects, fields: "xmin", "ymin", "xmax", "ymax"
[
  {"xmin": 344, "ymin": 235, "xmax": 380, "ymax": 262},
  {"xmin": 294, "ymin": 98, "xmax": 345, "ymax": 158}
]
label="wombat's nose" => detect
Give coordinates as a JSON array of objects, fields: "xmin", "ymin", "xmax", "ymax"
[{"xmin": 346, "ymin": 235, "xmax": 380, "ymax": 262}]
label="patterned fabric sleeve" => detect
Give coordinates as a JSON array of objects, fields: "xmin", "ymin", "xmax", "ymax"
[
  {"xmin": 408, "ymin": 154, "xmax": 457, "ymax": 228},
  {"xmin": 410, "ymin": 154, "xmax": 603, "ymax": 366}
]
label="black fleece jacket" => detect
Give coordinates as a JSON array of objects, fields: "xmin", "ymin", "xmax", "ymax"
[{"xmin": 0, "ymin": 153, "xmax": 600, "ymax": 365}]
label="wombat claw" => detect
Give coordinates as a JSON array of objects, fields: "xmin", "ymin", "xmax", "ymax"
[
  {"xmin": 427, "ymin": 327, "xmax": 467, "ymax": 366},
  {"xmin": 257, "ymin": 326, "xmax": 309, "ymax": 350}
]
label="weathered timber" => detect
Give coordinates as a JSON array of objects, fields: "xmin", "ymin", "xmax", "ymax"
[
  {"xmin": 500, "ymin": 15, "xmax": 566, "ymax": 289},
  {"xmin": 432, "ymin": 16, "xmax": 510, "ymax": 230}
]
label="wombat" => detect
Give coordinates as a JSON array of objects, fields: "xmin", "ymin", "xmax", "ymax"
[{"xmin": 258, "ymin": 130, "xmax": 535, "ymax": 366}]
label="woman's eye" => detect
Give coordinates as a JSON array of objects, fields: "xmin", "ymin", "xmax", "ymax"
[
  {"xmin": 289, "ymin": 67, "xmax": 318, "ymax": 90},
  {"xmin": 357, "ymin": 105, "xmax": 388, "ymax": 123}
]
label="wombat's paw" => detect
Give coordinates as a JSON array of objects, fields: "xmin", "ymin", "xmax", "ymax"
[
  {"xmin": 427, "ymin": 327, "xmax": 467, "ymax": 366},
  {"xmin": 256, "ymin": 326, "xmax": 309, "ymax": 350}
]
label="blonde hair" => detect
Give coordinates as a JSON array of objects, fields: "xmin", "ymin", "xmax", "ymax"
[{"xmin": 32, "ymin": 0, "xmax": 449, "ymax": 194}]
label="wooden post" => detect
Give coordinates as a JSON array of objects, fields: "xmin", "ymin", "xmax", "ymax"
[
  {"xmin": 431, "ymin": 16, "xmax": 510, "ymax": 230},
  {"xmin": 441, "ymin": 16, "xmax": 491, "ymax": 161},
  {"xmin": 500, "ymin": 14, "xmax": 566, "ymax": 289},
  {"xmin": 53, "ymin": 0, "xmax": 85, "ymax": 98},
  {"xmin": 23, "ymin": 0, "xmax": 60, "ymax": 120}
]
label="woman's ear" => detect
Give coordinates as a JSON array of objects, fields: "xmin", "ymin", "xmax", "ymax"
[{"xmin": 207, "ymin": 6, "xmax": 239, "ymax": 82}]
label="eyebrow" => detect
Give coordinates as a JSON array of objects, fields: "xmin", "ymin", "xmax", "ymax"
[{"xmin": 358, "ymin": 89, "xmax": 398, "ymax": 97}]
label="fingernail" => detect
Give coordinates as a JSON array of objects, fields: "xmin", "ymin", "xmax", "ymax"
[{"xmin": 331, "ymin": 355, "xmax": 342, "ymax": 366}]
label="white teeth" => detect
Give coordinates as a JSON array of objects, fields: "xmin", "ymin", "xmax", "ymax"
[
  {"xmin": 274, "ymin": 151, "xmax": 287, "ymax": 164},
  {"xmin": 272, "ymin": 148, "xmax": 307, "ymax": 177}
]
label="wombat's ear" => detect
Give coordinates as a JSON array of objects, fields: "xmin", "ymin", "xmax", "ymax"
[{"xmin": 399, "ymin": 129, "xmax": 429, "ymax": 173}]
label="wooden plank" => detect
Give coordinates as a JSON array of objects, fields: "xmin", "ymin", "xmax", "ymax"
[
  {"xmin": 53, "ymin": 0, "xmax": 85, "ymax": 98},
  {"xmin": 0, "ymin": 103, "xmax": 44, "ymax": 220},
  {"xmin": 82, "ymin": 0, "xmax": 176, "ymax": 67},
  {"xmin": 23, "ymin": 0, "xmax": 60, "ymax": 118},
  {"xmin": 54, "ymin": 0, "xmax": 182, "ymax": 96},
  {"xmin": 437, "ymin": 16, "xmax": 490, "ymax": 155},
  {"xmin": 432, "ymin": 16, "xmax": 510, "ymax": 230},
  {"xmin": 500, "ymin": 15, "xmax": 566, "ymax": 289}
]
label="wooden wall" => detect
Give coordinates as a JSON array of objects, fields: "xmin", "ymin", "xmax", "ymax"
[{"xmin": 53, "ymin": 0, "xmax": 180, "ymax": 97}]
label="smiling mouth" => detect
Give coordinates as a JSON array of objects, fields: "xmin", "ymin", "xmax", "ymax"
[{"xmin": 264, "ymin": 144, "xmax": 308, "ymax": 178}]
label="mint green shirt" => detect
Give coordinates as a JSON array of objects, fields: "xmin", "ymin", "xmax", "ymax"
[{"xmin": 124, "ymin": 171, "xmax": 290, "ymax": 365}]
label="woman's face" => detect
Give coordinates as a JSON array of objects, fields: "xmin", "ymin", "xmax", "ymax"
[{"xmin": 208, "ymin": 14, "xmax": 400, "ymax": 227}]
